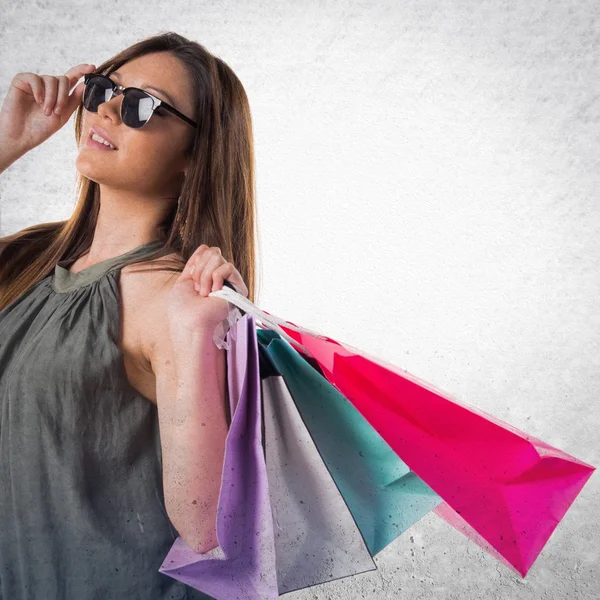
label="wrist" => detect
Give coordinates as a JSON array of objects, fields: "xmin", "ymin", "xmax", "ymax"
[
  {"xmin": 169, "ymin": 322, "xmax": 217, "ymax": 347},
  {"xmin": 170, "ymin": 325, "xmax": 219, "ymax": 368},
  {"xmin": 0, "ymin": 145, "xmax": 27, "ymax": 172}
]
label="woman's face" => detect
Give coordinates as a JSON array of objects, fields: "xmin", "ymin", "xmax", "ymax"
[{"xmin": 76, "ymin": 51, "xmax": 196, "ymax": 198}]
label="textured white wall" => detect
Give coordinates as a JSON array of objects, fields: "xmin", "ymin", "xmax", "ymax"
[{"xmin": 1, "ymin": 1, "xmax": 598, "ymax": 598}]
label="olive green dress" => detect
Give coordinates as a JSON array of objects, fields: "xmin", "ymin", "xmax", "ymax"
[{"xmin": 0, "ymin": 239, "xmax": 213, "ymax": 600}]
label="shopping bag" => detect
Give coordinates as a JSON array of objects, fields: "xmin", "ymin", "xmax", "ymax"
[
  {"xmin": 257, "ymin": 327, "xmax": 443, "ymax": 557},
  {"xmin": 160, "ymin": 310, "xmax": 393, "ymax": 598},
  {"xmin": 159, "ymin": 312, "xmax": 278, "ymax": 599},
  {"xmin": 260, "ymin": 360, "xmax": 376, "ymax": 593},
  {"xmin": 209, "ymin": 287, "xmax": 596, "ymax": 578}
]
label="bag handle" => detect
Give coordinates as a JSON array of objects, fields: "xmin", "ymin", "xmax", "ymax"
[{"xmin": 210, "ymin": 286, "xmax": 317, "ymax": 359}]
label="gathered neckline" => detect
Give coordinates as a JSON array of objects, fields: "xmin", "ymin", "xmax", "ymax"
[
  {"xmin": 56, "ymin": 239, "xmax": 163, "ymax": 275},
  {"xmin": 52, "ymin": 239, "xmax": 166, "ymax": 293}
]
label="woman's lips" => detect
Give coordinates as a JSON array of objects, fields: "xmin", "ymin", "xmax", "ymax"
[{"xmin": 86, "ymin": 132, "xmax": 118, "ymax": 151}]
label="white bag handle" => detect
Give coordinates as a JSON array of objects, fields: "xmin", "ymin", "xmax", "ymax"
[{"xmin": 209, "ymin": 286, "xmax": 320, "ymax": 359}]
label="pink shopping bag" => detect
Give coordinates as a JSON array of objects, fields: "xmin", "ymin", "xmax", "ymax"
[{"xmin": 207, "ymin": 286, "xmax": 596, "ymax": 578}]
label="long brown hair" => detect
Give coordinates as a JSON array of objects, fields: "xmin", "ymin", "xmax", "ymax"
[{"xmin": 0, "ymin": 31, "xmax": 260, "ymax": 310}]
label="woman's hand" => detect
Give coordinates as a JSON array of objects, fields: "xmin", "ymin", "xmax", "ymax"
[
  {"xmin": 187, "ymin": 245, "xmax": 248, "ymax": 299},
  {"xmin": 167, "ymin": 245, "xmax": 249, "ymax": 340},
  {"xmin": 0, "ymin": 63, "xmax": 96, "ymax": 161}
]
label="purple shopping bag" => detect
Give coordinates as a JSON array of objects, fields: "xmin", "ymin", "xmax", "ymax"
[
  {"xmin": 158, "ymin": 312, "xmax": 279, "ymax": 599},
  {"xmin": 159, "ymin": 308, "xmax": 379, "ymax": 599}
]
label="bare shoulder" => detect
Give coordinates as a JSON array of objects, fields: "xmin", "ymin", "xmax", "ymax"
[
  {"xmin": 120, "ymin": 250, "xmax": 232, "ymax": 383},
  {"xmin": 119, "ymin": 251, "xmax": 183, "ymax": 374}
]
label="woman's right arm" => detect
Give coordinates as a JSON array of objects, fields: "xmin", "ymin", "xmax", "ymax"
[
  {"xmin": 0, "ymin": 64, "xmax": 98, "ymax": 259},
  {"xmin": 0, "ymin": 147, "xmax": 25, "ymax": 174},
  {"xmin": 0, "ymin": 63, "xmax": 97, "ymax": 176}
]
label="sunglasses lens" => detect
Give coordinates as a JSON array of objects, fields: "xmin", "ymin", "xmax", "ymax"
[
  {"xmin": 83, "ymin": 75, "xmax": 155, "ymax": 129},
  {"xmin": 121, "ymin": 89, "xmax": 154, "ymax": 129},
  {"xmin": 83, "ymin": 76, "xmax": 113, "ymax": 112}
]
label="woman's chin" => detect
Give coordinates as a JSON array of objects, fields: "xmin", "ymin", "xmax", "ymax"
[{"xmin": 75, "ymin": 153, "xmax": 118, "ymax": 183}]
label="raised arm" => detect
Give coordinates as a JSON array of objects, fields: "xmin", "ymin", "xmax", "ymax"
[
  {"xmin": 0, "ymin": 147, "xmax": 25, "ymax": 174},
  {"xmin": 0, "ymin": 64, "xmax": 97, "ymax": 176}
]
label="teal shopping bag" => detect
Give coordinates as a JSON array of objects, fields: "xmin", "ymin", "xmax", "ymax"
[{"xmin": 256, "ymin": 328, "xmax": 443, "ymax": 556}]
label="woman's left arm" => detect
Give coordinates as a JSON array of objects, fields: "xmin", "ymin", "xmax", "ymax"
[
  {"xmin": 153, "ymin": 245, "xmax": 248, "ymax": 554},
  {"xmin": 156, "ymin": 321, "xmax": 228, "ymax": 554}
]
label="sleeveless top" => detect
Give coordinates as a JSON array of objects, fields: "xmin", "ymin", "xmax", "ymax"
[{"xmin": 0, "ymin": 240, "xmax": 213, "ymax": 600}]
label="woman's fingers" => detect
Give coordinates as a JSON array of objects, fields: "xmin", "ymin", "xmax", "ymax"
[
  {"xmin": 64, "ymin": 63, "xmax": 96, "ymax": 84},
  {"xmin": 186, "ymin": 244, "xmax": 212, "ymax": 280},
  {"xmin": 184, "ymin": 244, "xmax": 247, "ymax": 297},
  {"xmin": 26, "ymin": 65, "xmax": 95, "ymax": 115},
  {"xmin": 53, "ymin": 76, "xmax": 70, "ymax": 116},
  {"xmin": 0, "ymin": 63, "xmax": 96, "ymax": 158},
  {"xmin": 62, "ymin": 64, "xmax": 96, "ymax": 117},
  {"xmin": 11, "ymin": 72, "xmax": 43, "ymax": 104},
  {"xmin": 40, "ymin": 75, "xmax": 58, "ymax": 116},
  {"xmin": 31, "ymin": 75, "xmax": 44, "ymax": 105},
  {"xmin": 198, "ymin": 253, "xmax": 227, "ymax": 295},
  {"xmin": 210, "ymin": 263, "xmax": 236, "ymax": 293},
  {"xmin": 38, "ymin": 64, "xmax": 95, "ymax": 116},
  {"xmin": 186, "ymin": 246, "xmax": 226, "ymax": 295}
]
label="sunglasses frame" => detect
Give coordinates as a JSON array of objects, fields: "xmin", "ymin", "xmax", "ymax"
[{"xmin": 83, "ymin": 73, "xmax": 198, "ymax": 129}]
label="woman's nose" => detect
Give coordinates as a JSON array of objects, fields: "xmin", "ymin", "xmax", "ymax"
[{"xmin": 97, "ymin": 94, "xmax": 122, "ymax": 123}]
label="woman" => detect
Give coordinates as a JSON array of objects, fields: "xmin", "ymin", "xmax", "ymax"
[{"xmin": 0, "ymin": 32, "xmax": 255, "ymax": 599}]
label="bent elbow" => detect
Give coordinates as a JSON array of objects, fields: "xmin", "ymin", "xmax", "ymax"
[{"xmin": 174, "ymin": 522, "xmax": 219, "ymax": 555}]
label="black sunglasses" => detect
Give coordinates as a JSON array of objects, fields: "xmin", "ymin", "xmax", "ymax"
[{"xmin": 83, "ymin": 73, "xmax": 198, "ymax": 129}]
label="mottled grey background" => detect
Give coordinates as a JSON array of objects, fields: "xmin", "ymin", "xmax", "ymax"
[{"xmin": 0, "ymin": 1, "xmax": 598, "ymax": 599}]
